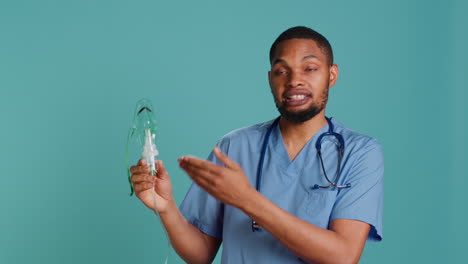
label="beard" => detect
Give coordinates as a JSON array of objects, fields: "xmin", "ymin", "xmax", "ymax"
[{"xmin": 273, "ymin": 86, "xmax": 329, "ymax": 123}]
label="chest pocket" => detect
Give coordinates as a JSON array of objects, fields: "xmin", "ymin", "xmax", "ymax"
[{"xmin": 297, "ymin": 188, "xmax": 338, "ymax": 229}]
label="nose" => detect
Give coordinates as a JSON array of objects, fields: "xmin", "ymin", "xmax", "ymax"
[{"xmin": 286, "ymin": 71, "xmax": 304, "ymax": 88}]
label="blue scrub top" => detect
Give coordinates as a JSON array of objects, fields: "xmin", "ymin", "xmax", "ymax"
[{"xmin": 179, "ymin": 118, "xmax": 384, "ymax": 263}]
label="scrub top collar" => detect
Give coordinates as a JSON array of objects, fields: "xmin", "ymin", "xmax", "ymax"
[{"xmin": 270, "ymin": 117, "xmax": 336, "ymax": 173}]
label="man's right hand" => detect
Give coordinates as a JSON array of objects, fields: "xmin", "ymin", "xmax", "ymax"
[{"xmin": 130, "ymin": 159, "xmax": 173, "ymax": 213}]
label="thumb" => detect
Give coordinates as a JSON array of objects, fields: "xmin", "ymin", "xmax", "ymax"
[{"xmin": 156, "ymin": 160, "xmax": 169, "ymax": 179}]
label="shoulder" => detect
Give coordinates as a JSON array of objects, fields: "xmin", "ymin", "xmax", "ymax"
[
  {"xmin": 219, "ymin": 119, "xmax": 275, "ymax": 143},
  {"xmin": 331, "ymin": 118, "xmax": 383, "ymax": 156},
  {"xmin": 331, "ymin": 118, "xmax": 384, "ymax": 181},
  {"xmin": 215, "ymin": 119, "xmax": 276, "ymax": 153}
]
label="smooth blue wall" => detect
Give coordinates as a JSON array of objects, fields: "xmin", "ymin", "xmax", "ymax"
[{"xmin": 1, "ymin": 0, "xmax": 466, "ymax": 263}]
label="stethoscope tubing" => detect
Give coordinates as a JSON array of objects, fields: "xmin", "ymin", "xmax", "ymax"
[
  {"xmin": 252, "ymin": 116, "xmax": 351, "ymax": 231},
  {"xmin": 255, "ymin": 116, "xmax": 350, "ymax": 193}
]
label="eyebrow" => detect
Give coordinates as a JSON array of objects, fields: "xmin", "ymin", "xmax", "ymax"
[
  {"xmin": 302, "ymin": 55, "xmax": 318, "ymax": 61},
  {"xmin": 271, "ymin": 55, "xmax": 319, "ymax": 66}
]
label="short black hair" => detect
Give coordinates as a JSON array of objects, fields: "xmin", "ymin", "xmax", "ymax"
[{"xmin": 269, "ymin": 26, "xmax": 334, "ymax": 66}]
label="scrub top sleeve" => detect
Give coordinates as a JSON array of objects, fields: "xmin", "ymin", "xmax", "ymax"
[
  {"xmin": 330, "ymin": 139, "xmax": 384, "ymax": 241},
  {"xmin": 179, "ymin": 139, "xmax": 230, "ymax": 239}
]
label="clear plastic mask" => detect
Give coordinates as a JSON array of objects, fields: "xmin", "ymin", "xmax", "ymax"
[{"xmin": 126, "ymin": 98, "xmax": 159, "ymax": 196}]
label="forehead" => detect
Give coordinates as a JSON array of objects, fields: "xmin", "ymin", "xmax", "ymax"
[{"xmin": 272, "ymin": 38, "xmax": 327, "ymax": 64}]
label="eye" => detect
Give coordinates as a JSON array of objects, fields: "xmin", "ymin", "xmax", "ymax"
[
  {"xmin": 274, "ymin": 69, "xmax": 288, "ymax": 76},
  {"xmin": 305, "ymin": 67, "xmax": 318, "ymax": 72}
]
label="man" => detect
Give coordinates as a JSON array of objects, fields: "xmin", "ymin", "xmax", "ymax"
[{"xmin": 130, "ymin": 26, "xmax": 384, "ymax": 264}]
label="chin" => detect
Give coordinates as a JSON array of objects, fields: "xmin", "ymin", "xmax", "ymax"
[{"xmin": 278, "ymin": 106, "xmax": 324, "ymax": 124}]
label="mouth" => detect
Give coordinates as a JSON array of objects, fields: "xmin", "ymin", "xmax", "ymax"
[{"xmin": 283, "ymin": 91, "xmax": 311, "ymax": 107}]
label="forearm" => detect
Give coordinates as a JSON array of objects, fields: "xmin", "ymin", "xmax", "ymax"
[
  {"xmin": 239, "ymin": 190, "xmax": 362, "ymax": 264},
  {"xmin": 177, "ymin": 150, "xmax": 368, "ymax": 263},
  {"xmin": 159, "ymin": 200, "xmax": 220, "ymax": 264}
]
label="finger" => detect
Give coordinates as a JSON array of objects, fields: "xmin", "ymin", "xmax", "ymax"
[
  {"xmin": 134, "ymin": 182, "xmax": 153, "ymax": 193},
  {"xmin": 130, "ymin": 164, "xmax": 150, "ymax": 174},
  {"xmin": 138, "ymin": 159, "xmax": 146, "ymax": 166},
  {"xmin": 179, "ymin": 156, "xmax": 221, "ymax": 174},
  {"xmin": 131, "ymin": 174, "xmax": 154, "ymax": 184},
  {"xmin": 213, "ymin": 146, "xmax": 238, "ymax": 169},
  {"xmin": 180, "ymin": 161, "xmax": 215, "ymax": 187},
  {"xmin": 156, "ymin": 160, "xmax": 169, "ymax": 180}
]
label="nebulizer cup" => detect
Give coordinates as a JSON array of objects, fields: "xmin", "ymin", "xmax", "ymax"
[{"xmin": 143, "ymin": 128, "xmax": 159, "ymax": 175}]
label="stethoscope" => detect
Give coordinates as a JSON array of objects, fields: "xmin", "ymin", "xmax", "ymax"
[{"xmin": 252, "ymin": 116, "xmax": 351, "ymax": 231}]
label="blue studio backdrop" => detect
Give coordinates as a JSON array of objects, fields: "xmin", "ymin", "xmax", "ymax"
[{"xmin": 0, "ymin": 0, "xmax": 466, "ymax": 263}]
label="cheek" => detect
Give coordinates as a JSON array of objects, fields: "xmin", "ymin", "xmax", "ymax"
[
  {"xmin": 311, "ymin": 74, "xmax": 330, "ymax": 87},
  {"xmin": 270, "ymin": 88, "xmax": 281, "ymax": 101},
  {"xmin": 269, "ymin": 81, "xmax": 282, "ymax": 95}
]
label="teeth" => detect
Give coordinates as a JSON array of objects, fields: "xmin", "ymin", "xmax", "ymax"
[{"xmin": 289, "ymin": 95, "xmax": 306, "ymax": 100}]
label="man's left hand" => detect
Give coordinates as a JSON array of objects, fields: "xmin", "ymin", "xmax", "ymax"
[{"xmin": 178, "ymin": 147, "xmax": 255, "ymax": 208}]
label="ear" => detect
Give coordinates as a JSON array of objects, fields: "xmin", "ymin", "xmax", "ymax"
[
  {"xmin": 328, "ymin": 64, "xmax": 339, "ymax": 88},
  {"xmin": 268, "ymin": 70, "xmax": 272, "ymax": 86}
]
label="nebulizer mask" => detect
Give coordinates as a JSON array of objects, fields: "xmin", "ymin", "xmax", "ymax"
[
  {"xmin": 127, "ymin": 98, "xmax": 159, "ymax": 195},
  {"xmin": 126, "ymin": 98, "xmax": 169, "ymax": 263}
]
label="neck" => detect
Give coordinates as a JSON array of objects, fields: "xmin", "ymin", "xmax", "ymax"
[{"xmin": 278, "ymin": 111, "xmax": 328, "ymax": 161}]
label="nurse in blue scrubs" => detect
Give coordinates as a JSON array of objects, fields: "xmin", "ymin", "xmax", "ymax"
[{"xmin": 130, "ymin": 26, "xmax": 384, "ymax": 264}]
